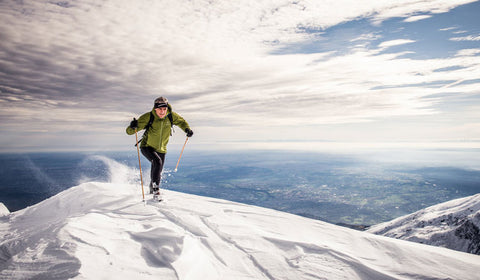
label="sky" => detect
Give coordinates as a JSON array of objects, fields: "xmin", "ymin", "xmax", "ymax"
[{"xmin": 0, "ymin": 0, "xmax": 479, "ymax": 152}]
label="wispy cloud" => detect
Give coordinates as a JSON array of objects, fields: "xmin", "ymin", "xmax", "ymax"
[
  {"xmin": 455, "ymin": 49, "xmax": 480, "ymax": 56},
  {"xmin": 369, "ymin": 0, "xmax": 476, "ymax": 24},
  {"xmin": 450, "ymin": 35, "xmax": 480, "ymax": 41},
  {"xmin": 439, "ymin": 27, "xmax": 458, "ymax": 31},
  {"xmin": 404, "ymin": 15, "xmax": 432, "ymax": 22},
  {"xmin": 378, "ymin": 39, "xmax": 416, "ymax": 49}
]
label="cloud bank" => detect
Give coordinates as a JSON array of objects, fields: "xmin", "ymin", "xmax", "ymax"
[{"xmin": 0, "ymin": 0, "xmax": 479, "ymax": 150}]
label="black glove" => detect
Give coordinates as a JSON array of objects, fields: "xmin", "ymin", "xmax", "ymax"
[
  {"xmin": 185, "ymin": 128, "xmax": 193, "ymax": 137},
  {"xmin": 130, "ymin": 118, "xmax": 138, "ymax": 129}
]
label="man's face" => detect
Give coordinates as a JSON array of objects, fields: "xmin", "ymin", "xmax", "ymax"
[{"xmin": 155, "ymin": 107, "xmax": 167, "ymax": 118}]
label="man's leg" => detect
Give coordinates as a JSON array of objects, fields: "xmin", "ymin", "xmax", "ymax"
[{"xmin": 140, "ymin": 147, "xmax": 165, "ymax": 192}]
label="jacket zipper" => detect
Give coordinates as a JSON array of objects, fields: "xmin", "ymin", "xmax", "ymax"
[{"xmin": 159, "ymin": 118, "xmax": 164, "ymax": 148}]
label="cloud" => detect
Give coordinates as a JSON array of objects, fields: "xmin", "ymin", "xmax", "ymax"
[
  {"xmin": 439, "ymin": 27, "xmax": 458, "ymax": 31},
  {"xmin": 1, "ymin": 0, "xmax": 479, "ymax": 150},
  {"xmin": 178, "ymin": 45, "xmax": 480, "ymax": 129},
  {"xmin": 370, "ymin": 0, "xmax": 477, "ymax": 24},
  {"xmin": 455, "ymin": 49, "xmax": 480, "ymax": 56},
  {"xmin": 403, "ymin": 15, "xmax": 432, "ymax": 22},
  {"xmin": 450, "ymin": 35, "xmax": 480, "ymax": 41},
  {"xmin": 378, "ymin": 39, "xmax": 416, "ymax": 49}
]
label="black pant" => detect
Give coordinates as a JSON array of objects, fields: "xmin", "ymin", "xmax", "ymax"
[{"xmin": 140, "ymin": 146, "xmax": 166, "ymax": 185}]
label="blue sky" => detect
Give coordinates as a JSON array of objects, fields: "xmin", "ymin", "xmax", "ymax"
[{"xmin": 0, "ymin": 0, "xmax": 479, "ymax": 152}]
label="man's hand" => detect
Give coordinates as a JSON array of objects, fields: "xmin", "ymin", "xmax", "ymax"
[
  {"xmin": 130, "ymin": 118, "xmax": 138, "ymax": 129},
  {"xmin": 185, "ymin": 128, "xmax": 194, "ymax": 137}
]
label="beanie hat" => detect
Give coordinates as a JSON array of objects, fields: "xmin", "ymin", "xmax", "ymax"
[{"xmin": 154, "ymin": 97, "xmax": 168, "ymax": 108}]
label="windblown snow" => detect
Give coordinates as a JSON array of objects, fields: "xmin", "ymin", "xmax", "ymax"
[
  {"xmin": 0, "ymin": 204, "xmax": 9, "ymax": 217},
  {"xmin": 368, "ymin": 193, "xmax": 480, "ymax": 255},
  {"xmin": 1, "ymin": 159, "xmax": 480, "ymax": 279}
]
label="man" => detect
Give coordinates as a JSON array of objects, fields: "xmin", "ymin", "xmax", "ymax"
[{"xmin": 126, "ymin": 97, "xmax": 193, "ymax": 197}]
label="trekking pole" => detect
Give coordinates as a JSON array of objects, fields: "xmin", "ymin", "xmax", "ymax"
[
  {"xmin": 174, "ymin": 137, "xmax": 189, "ymax": 172},
  {"xmin": 135, "ymin": 128, "xmax": 146, "ymax": 202}
]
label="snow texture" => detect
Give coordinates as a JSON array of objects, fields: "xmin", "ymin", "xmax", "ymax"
[
  {"xmin": 368, "ymin": 193, "xmax": 480, "ymax": 255},
  {"xmin": 1, "ymin": 160, "xmax": 480, "ymax": 279},
  {"xmin": 0, "ymin": 204, "xmax": 8, "ymax": 217}
]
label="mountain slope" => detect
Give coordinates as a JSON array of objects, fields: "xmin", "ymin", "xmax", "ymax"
[
  {"xmin": 1, "ymin": 181, "xmax": 480, "ymax": 279},
  {"xmin": 367, "ymin": 193, "xmax": 480, "ymax": 255}
]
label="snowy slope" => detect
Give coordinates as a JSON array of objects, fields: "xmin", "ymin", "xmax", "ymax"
[
  {"xmin": 2, "ymin": 185, "xmax": 480, "ymax": 279},
  {"xmin": 1, "ymin": 158, "xmax": 480, "ymax": 279},
  {"xmin": 367, "ymin": 193, "xmax": 480, "ymax": 255}
]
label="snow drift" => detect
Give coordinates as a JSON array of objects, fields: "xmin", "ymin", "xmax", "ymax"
[
  {"xmin": 368, "ymin": 193, "xmax": 480, "ymax": 255},
  {"xmin": 1, "ymin": 159, "xmax": 480, "ymax": 279}
]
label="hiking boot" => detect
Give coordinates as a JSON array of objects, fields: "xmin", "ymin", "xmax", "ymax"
[
  {"xmin": 153, "ymin": 182, "xmax": 160, "ymax": 194},
  {"xmin": 152, "ymin": 183, "xmax": 162, "ymax": 201}
]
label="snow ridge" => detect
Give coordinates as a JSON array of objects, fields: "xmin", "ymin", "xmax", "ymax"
[
  {"xmin": 1, "ymin": 158, "xmax": 480, "ymax": 279},
  {"xmin": 368, "ymin": 193, "xmax": 480, "ymax": 255}
]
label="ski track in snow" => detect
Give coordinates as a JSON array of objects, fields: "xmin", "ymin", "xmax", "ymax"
[{"xmin": 1, "ymin": 181, "xmax": 480, "ymax": 280}]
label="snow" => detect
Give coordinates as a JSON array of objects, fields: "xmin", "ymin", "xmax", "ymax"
[
  {"xmin": 0, "ymin": 203, "xmax": 9, "ymax": 217},
  {"xmin": 367, "ymin": 193, "xmax": 480, "ymax": 255},
  {"xmin": 1, "ymin": 160, "xmax": 480, "ymax": 279}
]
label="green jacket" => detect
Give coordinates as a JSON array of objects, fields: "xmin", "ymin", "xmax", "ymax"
[{"xmin": 126, "ymin": 104, "xmax": 190, "ymax": 153}]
